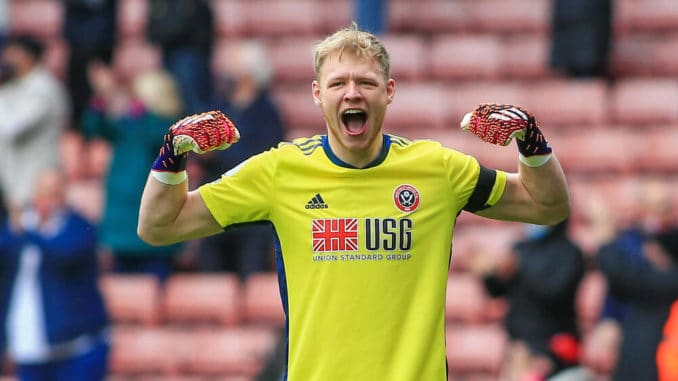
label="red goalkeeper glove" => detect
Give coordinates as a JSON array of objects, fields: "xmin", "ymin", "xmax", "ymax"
[
  {"xmin": 151, "ymin": 110, "xmax": 240, "ymax": 184},
  {"xmin": 460, "ymin": 103, "xmax": 552, "ymax": 166}
]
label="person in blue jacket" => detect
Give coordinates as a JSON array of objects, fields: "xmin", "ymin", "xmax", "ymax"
[{"xmin": 0, "ymin": 169, "xmax": 109, "ymax": 381}]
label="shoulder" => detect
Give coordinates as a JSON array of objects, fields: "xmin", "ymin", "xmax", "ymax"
[
  {"xmin": 387, "ymin": 134, "xmax": 476, "ymax": 165},
  {"xmin": 277, "ymin": 134, "xmax": 325, "ymax": 156}
]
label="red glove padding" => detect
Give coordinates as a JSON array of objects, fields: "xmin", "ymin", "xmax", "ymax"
[{"xmin": 170, "ymin": 110, "xmax": 240, "ymax": 155}]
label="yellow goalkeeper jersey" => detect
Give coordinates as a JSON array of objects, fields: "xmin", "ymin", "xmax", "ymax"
[{"xmin": 198, "ymin": 134, "xmax": 507, "ymax": 381}]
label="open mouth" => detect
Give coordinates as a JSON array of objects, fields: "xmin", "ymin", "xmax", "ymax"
[{"xmin": 341, "ymin": 109, "xmax": 368, "ymax": 136}]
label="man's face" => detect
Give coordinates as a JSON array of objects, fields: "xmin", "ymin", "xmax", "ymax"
[{"xmin": 312, "ymin": 50, "xmax": 395, "ymax": 166}]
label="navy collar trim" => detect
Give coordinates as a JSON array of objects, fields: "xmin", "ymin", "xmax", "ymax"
[{"xmin": 321, "ymin": 134, "xmax": 391, "ymax": 169}]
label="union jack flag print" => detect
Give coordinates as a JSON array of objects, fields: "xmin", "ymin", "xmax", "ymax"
[{"xmin": 312, "ymin": 218, "xmax": 358, "ymax": 252}]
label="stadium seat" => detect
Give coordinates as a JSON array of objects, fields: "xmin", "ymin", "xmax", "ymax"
[
  {"xmin": 450, "ymin": 224, "xmax": 522, "ymax": 272},
  {"xmin": 442, "ymin": 81, "xmax": 528, "ymax": 128},
  {"xmin": 243, "ymin": 272, "xmax": 285, "ymax": 327},
  {"xmin": 245, "ymin": 0, "xmax": 321, "ymax": 37},
  {"xmin": 610, "ymin": 79, "xmax": 678, "ymax": 125},
  {"xmin": 465, "ymin": 0, "xmax": 550, "ymax": 34},
  {"xmin": 9, "ymin": 0, "xmax": 63, "ymax": 38},
  {"xmin": 384, "ymin": 82, "xmax": 447, "ymax": 131},
  {"xmin": 182, "ymin": 327, "xmax": 279, "ymax": 377},
  {"xmin": 551, "ymin": 128, "xmax": 639, "ymax": 174},
  {"xmin": 503, "ymin": 35, "xmax": 552, "ymax": 79},
  {"xmin": 272, "ymin": 85, "xmax": 324, "ymax": 131},
  {"xmin": 429, "ymin": 35, "xmax": 503, "ymax": 80},
  {"xmin": 625, "ymin": 0, "xmax": 678, "ymax": 32},
  {"xmin": 432, "ymin": 129, "xmax": 517, "ymax": 172},
  {"xmin": 267, "ymin": 37, "xmax": 318, "ymax": 84},
  {"xmin": 380, "ymin": 35, "xmax": 429, "ymax": 81},
  {"xmin": 410, "ymin": 1, "xmax": 470, "ymax": 33},
  {"xmin": 118, "ymin": 0, "xmax": 148, "ymax": 38},
  {"xmin": 109, "ymin": 326, "xmax": 185, "ymax": 376},
  {"xmin": 211, "ymin": 0, "xmax": 249, "ymax": 37},
  {"xmin": 611, "ymin": 33, "xmax": 678, "ymax": 77},
  {"xmin": 162, "ymin": 274, "xmax": 242, "ymax": 326},
  {"xmin": 446, "ymin": 273, "xmax": 490, "ymax": 323},
  {"xmin": 318, "ymin": 0, "xmax": 352, "ymax": 34},
  {"xmin": 636, "ymin": 126, "xmax": 678, "ymax": 173},
  {"xmin": 522, "ymin": 80, "xmax": 609, "ymax": 127},
  {"xmin": 99, "ymin": 274, "xmax": 163, "ymax": 326},
  {"xmin": 446, "ymin": 324, "xmax": 507, "ymax": 376}
]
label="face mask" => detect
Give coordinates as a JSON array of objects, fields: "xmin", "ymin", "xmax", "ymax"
[{"xmin": 525, "ymin": 224, "xmax": 551, "ymax": 240}]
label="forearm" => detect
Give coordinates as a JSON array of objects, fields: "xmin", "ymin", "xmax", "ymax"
[
  {"xmin": 137, "ymin": 176, "xmax": 189, "ymax": 246},
  {"xmin": 516, "ymin": 153, "xmax": 570, "ymax": 224}
]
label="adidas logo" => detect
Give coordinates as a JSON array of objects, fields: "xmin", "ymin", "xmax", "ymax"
[{"xmin": 305, "ymin": 193, "xmax": 328, "ymax": 209}]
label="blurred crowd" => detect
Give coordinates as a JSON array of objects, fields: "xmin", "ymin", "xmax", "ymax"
[{"xmin": 0, "ymin": 0, "xmax": 677, "ymax": 380}]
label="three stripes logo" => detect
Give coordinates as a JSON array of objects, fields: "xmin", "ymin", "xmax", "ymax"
[{"xmin": 306, "ymin": 193, "xmax": 328, "ymax": 209}]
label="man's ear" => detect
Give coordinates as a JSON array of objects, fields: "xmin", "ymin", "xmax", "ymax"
[
  {"xmin": 312, "ymin": 80, "xmax": 321, "ymax": 106},
  {"xmin": 386, "ymin": 78, "xmax": 396, "ymax": 104}
]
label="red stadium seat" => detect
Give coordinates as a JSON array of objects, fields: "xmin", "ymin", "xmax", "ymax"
[
  {"xmin": 273, "ymin": 85, "xmax": 324, "ymax": 131},
  {"xmin": 9, "ymin": 0, "xmax": 63, "ymax": 38},
  {"xmin": 503, "ymin": 35, "xmax": 552, "ymax": 79},
  {"xmin": 611, "ymin": 34, "xmax": 678, "ymax": 77},
  {"xmin": 212, "ymin": 0, "xmax": 249, "ymax": 37},
  {"xmin": 318, "ymin": 0, "xmax": 352, "ymax": 34},
  {"xmin": 183, "ymin": 327, "xmax": 278, "ymax": 377},
  {"xmin": 245, "ymin": 0, "xmax": 321, "ymax": 37},
  {"xmin": 610, "ymin": 79, "xmax": 678, "ymax": 125},
  {"xmin": 522, "ymin": 80, "xmax": 609, "ymax": 128},
  {"xmin": 552, "ymin": 128, "xmax": 639, "ymax": 174},
  {"xmin": 446, "ymin": 273, "xmax": 490, "ymax": 323},
  {"xmin": 384, "ymin": 82, "xmax": 447, "ymax": 131},
  {"xmin": 380, "ymin": 35, "xmax": 428, "ymax": 81},
  {"xmin": 267, "ymin": 37, "xmax": 317, "ymax": 84},
  {"xmin": 636, "ymin": 126, "xmax": 678, "ymax": 173},
  {"xmin": 446, "ymin": 324, "xmax": 508, "ymax": 376},
  {"xmin": 109, "ymin": 326, "xmax": 185, "ymax": 376},
  {"xmin": 162, "ymin": 274, "xmax": 242, "ymax": 326},
  {"xmin": 465, "ymin": 0, "xmax": 550, "ymax": 34},
  {"xmin": 99, "ymin": 274, "xmax": 163, "ymax": 326},
  {"xmin": 243, "ymin": 272, "xmax": 285, "ymax": 327},
  {"xmin": 407, "ymin": 1, "xmax": 469, "ymax": 33},
  {"xmin": 430, "ymin": 35, "xmax": 503, "ymax": 80},
  {"xmin": 625, "ymin": 0, "xmax": 678, "ymax": 32},
  {"xmin": 443, "ymin": 81, "xmax": 528, "ymax": 128}
]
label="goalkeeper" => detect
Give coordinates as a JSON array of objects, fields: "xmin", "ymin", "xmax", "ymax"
[{"xmin": 138, "ymin": 23, "xmax": 569, "ymax": 381}]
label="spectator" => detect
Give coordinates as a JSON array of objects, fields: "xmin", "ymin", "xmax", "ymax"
[
  {"xmin": 0, "ymin": 169, "xmax": 110, "ymax": 381},
  {"xmin": 0, "ymin": 35, "xmax": 69, "ymax": 214},
  {"xmin": 196, "ymin": 41, "xmax": 285, "ymax": 278},
  {"xmin": 471, "ymin": 219, "xmax": 587, "ymax": 381},
  {"xmin": 598, "ymin": 226, "xmax": 678, "ymax": 381},
  {"xmin": 354, "ymin": 0, "xmax": 387, "ymax": 35},
  {"xmin": 63, "ymin": 0, "xmax": 117, "ymax": 131},
  {"xmin": 550, "ymin": 0, "xmax": 613, "ymax": 78},
  {"xmin": 584, "ymin": 177, "xmax": 675, "ymax": 376},
  {"xmin": 147, "ymin": 0, "xmax": 214, "ymax": 114},
  {"xmin": 81, "ymin": 65, "xmax": 183, "ymax": 282}
]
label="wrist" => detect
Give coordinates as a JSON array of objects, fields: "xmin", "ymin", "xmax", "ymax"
[
  {"xmin": 151, "ymin": 170, "xmax": 187, "ymax": 185},
  {"xmin": 519, "ymin": 152, "xmax": 553, "ymax": 167},
  {"xmin": 152, "ymin": 133, "xmax": 188, "ymax": 173}
]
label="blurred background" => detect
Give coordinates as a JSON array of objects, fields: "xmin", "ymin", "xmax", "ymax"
[{"xmin": 1, "ymin": 0, "xmax": 678, "ymax": 380}]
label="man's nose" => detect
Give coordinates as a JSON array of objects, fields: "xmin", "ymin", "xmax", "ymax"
[{"xmin": 343, "ymin": 82, "xmax": 362, "ymax": 101}]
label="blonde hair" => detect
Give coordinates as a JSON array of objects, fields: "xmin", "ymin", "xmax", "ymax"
[
  {"xmin": 312, "ymin": 22, "xmax": 391, "ymax": 81},
  {"xmin": 132, "ymin": 69, "xmax": 183, "ymax": 118}
]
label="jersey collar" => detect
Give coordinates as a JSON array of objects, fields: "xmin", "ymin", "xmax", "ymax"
[{"xmin": 321, "ymin": 134, "xmax": 391, "ymax": 169}]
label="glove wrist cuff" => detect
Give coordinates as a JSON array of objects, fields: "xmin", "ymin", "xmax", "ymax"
[
  {"xmin": 152, "ymin": 133, "xmax": 188, "ymax": 173},
  {"xmin": 151, "ymin": 170, "xmax": 187, "ymax": 185},
  {"xmin": 519, "ymin": 153, "xmax": 552, "ymax": 167}
]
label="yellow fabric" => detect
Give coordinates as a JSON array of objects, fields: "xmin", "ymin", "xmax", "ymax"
[{"xmin": 198, "ymin": 134, "xmax": 507, "ymax": 381}]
